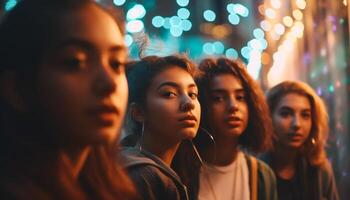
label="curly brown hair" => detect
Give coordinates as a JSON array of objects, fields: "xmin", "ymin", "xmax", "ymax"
[
  {"xmin": 266, "ymin": 80, "xmax": 329, "ymax": 166},
  {"xmin": 195, "ymin": 57, "xmax": 273, "ymax": 154}
]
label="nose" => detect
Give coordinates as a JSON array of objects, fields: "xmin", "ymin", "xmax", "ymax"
[
  {"xmin": 228, "ymin": 96, "xmax": 239, "ymax": 113},
  {"xmin": 180, "ymin": 95, "xmax": 195, "ymax": 112},
  {"xmin": 92, "ymin": 63, "xmax": 117, "ymax": 98},
  {"xmin": 291, "ymin": 115, "xmax": 301, "ymax": 130}
]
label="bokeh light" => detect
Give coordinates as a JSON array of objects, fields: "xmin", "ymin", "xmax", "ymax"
[
  {"xmin": 177, "ymin": 8, "xmax": 190, "ymax": 19},
  {"xmin": 113, "ymin": 0, "xmax": 126, "ymax": 6},
  {"xmin": 176, "ymin": 0, "xmax": 189, "ymax": 7},
  {"xmin": 127, "ymin": 4, "xmax": 146, "ymax": 20},
  {"xmin": 203, "ymin": 10, "xmax": 216, "ymax": 22}
]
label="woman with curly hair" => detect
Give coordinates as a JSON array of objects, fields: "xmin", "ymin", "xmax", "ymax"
[
  {"xmin": 264, "ymin": 80, "xmax": 339, "ymax": 200},
  {"xmin": 174, "ymin": 57, "xmax": 277, "ymax": 200}
]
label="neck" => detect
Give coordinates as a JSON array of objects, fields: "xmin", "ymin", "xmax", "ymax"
[
  {"xmin": 58, "ymin": 146, "xmax": 91, "ymax": 180},
  {"xmin": 207, "ymin": 134, "xmax": 239, "ymax": 166},
  {"xmin": 271, "ymin": 145, "xmax": 298, "ymax": 179},
  {"xmin": 141, "ymin": 130, "xmax": 180, "ymax": 166}
]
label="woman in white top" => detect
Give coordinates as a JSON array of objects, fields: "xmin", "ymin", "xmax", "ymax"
[{"xmin": 174, "ymin": 58, "xmax": 277, "ymax": 200}]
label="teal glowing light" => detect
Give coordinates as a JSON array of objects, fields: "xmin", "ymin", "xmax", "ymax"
[
  {"xmin": 225, "ymin": 48, "xmax": 239, "ymax": 59},
  {"xmin": 126, "ymin": 4, "xmax": 146, "ymax": 20},
  {"xmin": 170, "ymin": 26, "xmax": 183, "ymax": 37},
  {"xmin": 227, "ymin": 3, "xmax": 234, "ymax": 13},
  {"xmin": 152, "ymin": 16, "xmax": 165, "ymax": 28},
  {"xmin": 124, "ymin": 34, "xmax": 133, "ymax": 47},
  {"xmin": 177, "ymin": 8, "xmax": 190, "ymax": 19},
  {"xmin": 213, "ymin": 41, "xmax": 225, "ymax": 54},
  {"xmin": 233, "ymin": 4, "xmax": 249, "ymax": 17},
  {"xmin": 126, "ymin": 20, "xmax": 144, "ymax": 33},
  {"xmin": 5, "ymin": 0, "xmax": 17, "ymax": 11},
  {"xmin": 329, "ymin": 85, "xmax": 335, "ymax": 93},
  {"xmin": 163, "ymin": 17, "xmax": 171, "ymax": 29},
  {"xmin": 170, "ymin": 16, "xmax": 182, "ymax": 27},
  {"xmin": 176, "ymin": 0, "xmax": 189, "ymax": 7},
  {"xmin": 152, "ymin": 16, "xmax": 164, "ymax": 28},
  {"xmin": 258, "ymin": 38, "xmax": 268, "ymax": 50},
  {"xmin": 181, "ymin": 19, "xmax": 192, "ymax": 31},
  {"xmin": 228, "ymin": 13, "xmax": 240, "ymax": 25},
  {"xmin": 241, "ymin": 46, "xmax": 252, "ymax": 59},
  {"xmin": 203, "ymin": 10, "xmax": 216, "ymax": 22},
  {"xmin": 113, "ymin": 0, "xmax": 126, "ymax": 6},
  {"xmin": 203, "ymin": 43, "xmax": 215, "ymax": 55},
  {"xmin": 253, "ymin": 28, "xmax": 265, "ymax": 39}
]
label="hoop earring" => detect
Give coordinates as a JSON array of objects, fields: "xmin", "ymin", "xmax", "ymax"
[
  {"xmin": 139, "ymin": 122, "xmax": 145, "ymax": 152},
  {"xmin": 190, "ymin": 127, "xmax": 217, "ymax": 165}
]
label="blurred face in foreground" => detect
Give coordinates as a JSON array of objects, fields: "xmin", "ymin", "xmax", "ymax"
[{"xmin": 35, "ymin": 4, "xmax": 128, "ymax": 145}]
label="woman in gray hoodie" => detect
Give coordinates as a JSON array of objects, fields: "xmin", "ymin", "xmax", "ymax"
[{"xmin": 121, "ymin": 55, "xmax": 201, "ymax": 200}]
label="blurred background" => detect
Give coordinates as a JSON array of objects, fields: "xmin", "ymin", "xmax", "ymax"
[{"xmin": 1, "ymin": 0, "xmax": 349, "ymax": 198}]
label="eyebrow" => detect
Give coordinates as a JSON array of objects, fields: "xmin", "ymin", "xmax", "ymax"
[
  {"xmin": 54, "ymin": 38, "xmax": 127, "ymax": 52},
  {"xmin": 157, "ymin": 82, "xmax": 197, "ymax": 90},
  {"xmin": 279, "ymin": 106, "xmax": 311, "ymax": 112},
  {"xmin": 210, "ymin": 88, "xmax": 245, "ymax": 94}
]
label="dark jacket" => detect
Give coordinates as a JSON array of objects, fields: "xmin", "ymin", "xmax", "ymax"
[
  {"xmin": 120, "ymin": 147, "xmax": 189, "ymax": 200},
  {"xmin": 261, "ymin": 154, "xmax": 339, "ymax": 200}
]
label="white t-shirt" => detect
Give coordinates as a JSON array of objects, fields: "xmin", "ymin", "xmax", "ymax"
[{"xmin": 198, "ymin": 151, "xmax": 250, "ymax": 200}]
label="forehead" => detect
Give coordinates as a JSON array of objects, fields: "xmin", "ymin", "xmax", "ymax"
[
  {"xmin": 53, "ymin": 4, "xmax": 124, "ymax": 48},
  {"xmin": 277, "ymin": 93, "xmax": 311, "ymax": 110},
  {"xmin": 150, "ymin": 66, "xmax": 195, "ymax": 88},
  {"xmin": 209, "ymin": 74, "xmax": 242, "ymax": 91}
]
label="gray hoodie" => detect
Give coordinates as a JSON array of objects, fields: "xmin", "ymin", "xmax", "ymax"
[{"xmin": 120, "ymin": 147, "xmax": 189, "ymax": 200}]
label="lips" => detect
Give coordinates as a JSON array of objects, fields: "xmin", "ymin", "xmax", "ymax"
[
  {"xmin": 287, "ymin": 133, "xmax": 304, "ymax": 140},
  {"xmin": 178, "ymin": 115, "xmax": 197, "ymax": 127},
  {"xmin": 87, "ymin": 104, "xmax": 119, "ymax": 126},
  {"xmin": 225, "ymin": 116, "xmax": 242, "ymax": 127}
]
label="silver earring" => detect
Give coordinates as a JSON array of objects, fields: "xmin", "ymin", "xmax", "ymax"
[
  {"xmin": 311, "ymin": 137, "xmax": 316, "ymax": 145},
  {"xmin": 139, "ymin": 122, "xmax": 145, "ymax": 152}
]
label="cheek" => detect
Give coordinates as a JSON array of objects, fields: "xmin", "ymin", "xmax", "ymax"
[
  {"xmin": 37, "ymin": 73, "xmax": 88, "ymax": 120},
  {"xmin": 194, "ymin": 101, "xmax": 201, "ymax": 120},
  {"xmin": 208, "ymin": 104, "xmax": 224, "ymax": 119},
  {"xmin": 147, "ymin": 99, "xmax": 178, "ymax": 121},
  {"xmin": 272, "ymin": 116, "xmax": 290, "ymax": 136},
  {"xmin": 304, "ymin": 120, "xmax": 312, "ymax": 134},
  {"xmin": 241, "ymin": 104, "xmax": 249, "ymax": 122},
  {"xmin": 113, "ymin": 76, "xmax": 128, "ymax": 113}
]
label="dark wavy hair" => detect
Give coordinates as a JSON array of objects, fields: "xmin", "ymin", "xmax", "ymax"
[
  {"xmin": 122, "ymin": 55, "xmax": 198, "ymax": 145},
  {"xmin": 195, "ymin": 57, "xmax": 273, "ymax": 153},
  {"xmin": 0, "ymin": 0, "xmax": 136, "ymax": 199},
  {"xmin": 266, "ymin": 80, "xmax": 329, "ymax": 166}
]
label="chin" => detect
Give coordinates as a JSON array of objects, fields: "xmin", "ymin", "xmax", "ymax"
[
  {"xmin": 181, "ymin": 130, "xmax": 197, "ymax": 140},
  {"xmin": 88, "ymin": 129, "xmax": 118, "ymax": 145},
  {"xmin": 284, "ymin": 142, "xmax": 304, "ymax": 149},
  {"xmin": 224, "ymin": 130, "xmax": 243, "ymax": 138}
]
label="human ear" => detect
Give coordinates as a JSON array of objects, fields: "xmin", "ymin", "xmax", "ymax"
[
  {"xmin": 130, "ymin": 102, "xmax": 145, "ymax": 123},
  {"xmin": 0, "ymin": 71, "xmax": 26, "ymax": 111}
]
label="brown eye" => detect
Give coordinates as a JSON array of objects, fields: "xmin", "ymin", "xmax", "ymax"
[
  {"xmin": 279, "ymin": 110, "xmax": 291, "ymax": 117},
  {"xmin": 62, "ymin": 57, "xmax": 86, "ymax": 71},
  {"xmin": 211, "ymin": 94, "xmax": 224, "ymax": 102},
  {"xmin": 301, "ymin": 112, "xmax": 311, "ymax": 119},
  {"xmin": 110, "ymin": 60, "xmax": 125, "ymax": 73},
  {"xmin": 162, "ymin": 91, "xmax": 177, "ymax": 98},
  {"xmin": 236, "ymin": 94, "xmax": 246, "ymax": 102},
  {"xmin": 189, "ymin": 92, "xmax": 198, "ymax": 99}
]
